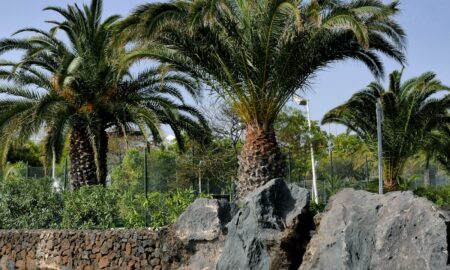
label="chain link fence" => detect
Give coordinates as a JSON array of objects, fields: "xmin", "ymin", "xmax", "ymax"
[{"xmin": 1, "ymin": 147, "xmax": 449, "ymax": 205}]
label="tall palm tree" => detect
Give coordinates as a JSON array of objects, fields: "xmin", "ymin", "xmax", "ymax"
[
  {"xmin": 323, "ymin": 70, "xmax": 450, "ymax": 190},
  {"xmin": 0, "ymin": 0, "xmax": 210, "ymax": 188},
  {"xmin": 121, "ymin": 0, "xmax": 406, "ymax": 197},
  {"xmin": 423, "ymin": 126, "xmax": 450, "ymax": 184}
]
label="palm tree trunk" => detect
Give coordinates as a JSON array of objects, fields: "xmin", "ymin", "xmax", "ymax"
[
  {"xmin": 69, "ymin": 124, "xmax": 98, "ymax": 189},
  {"xmin": 237, "ymin": 121, "xmax": 285, "ymax": 198},
  {"xmin": 383, "ymin": 160, "xmax": 400, "ymax": 191}
]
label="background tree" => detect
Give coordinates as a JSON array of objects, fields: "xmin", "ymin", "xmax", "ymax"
[
  {"xmin": 122, "ymin": 0, "xmax": 405, "ymax": 197},
  {"xmin": 6, "ymin": 141, "xmax": 43, "ymax": 167},
  {"xmin": 275, "ymin": 108, "xmax": 327, "ymax": 182},
  {"xmin": 201, "ymin": 101, "xmax": 244, "ymax": 157},
  {"xmin": 0, "ymin": 0, "xmax": 210, "ymax": 188},
  {"xmin": 323, "ymin": 70, "xmax": 450, "ymax": 190},
  {"xmin": 323, "ymin": 133, "xmax": 371, "ymax": 181}
]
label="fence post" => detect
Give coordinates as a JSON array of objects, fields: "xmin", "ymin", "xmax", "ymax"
[
  {"xmin": 144, "ymin": 144, "xmax": 149, "ymax": 227},
  {"xmin": 63, "ymin": 158, "xmax": 68, "ymax": 190},
  {"xmin": 26, "ymin": 162, "xmax": 29, "ymax": 180},
  {"xmin": 287, "ymin": 147, "xmax": 291, "ymax": 182}
]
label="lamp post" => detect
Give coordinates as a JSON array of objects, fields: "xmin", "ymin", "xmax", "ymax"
[
  {"xmin": 51, "ymin": 147, "xmax": 60, "ymax": 191},
  {"xmin": 198, "ymin": 160, "xmax": 204, "ymax": 194},
  {"xmin": 376, "ymin": 98, "xmax": 384, "ymax": 195},
  {"xmin": 293, "ymin": 95, "xmax": 318, "ymax": 204},
  {"xmin": 327, "ymin": 139, "xmax": 335, "ymax": 179}
]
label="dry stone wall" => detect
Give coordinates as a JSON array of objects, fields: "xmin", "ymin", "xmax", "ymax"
[{"xmin": 0, "ymin": 229, "xmax": 185, "ymax": 270}]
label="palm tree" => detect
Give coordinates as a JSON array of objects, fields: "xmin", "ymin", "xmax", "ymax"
[
  {"xmin": 323, "ymin": 70, "xmax": 450, "ymax": 190},
  {"xmin": 424, "ymin": 127, "xmax": 450, "ymax": 183},
  {"xmin": 0, "ymin": 0, "xmax": 210, "ymax": 188},
  {"xmin": 121, "ymin": 0, "xmax": 406, "ymax": 197}
]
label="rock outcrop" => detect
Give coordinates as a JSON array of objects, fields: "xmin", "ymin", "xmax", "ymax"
[
  {"xmin": 4, "ymin": 185, "xmax": 449, "ymax": 270},
  {"xmin": 174, "ymin": 198, "xmax": 233, "ymax": 270},
  {"xmin": 216, "ymin": 178, "xmax": 314, "ymax": 270},
  {"xmin": 300, "ymin": 189, "xmax": 450, "ymax": 270}
]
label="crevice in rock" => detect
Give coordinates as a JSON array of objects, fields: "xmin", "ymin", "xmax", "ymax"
[
  {"xmin": 280, "ymin": 207, "xmax": 316, "ymax": 270},
  {"xmin": 217, "ymin": 199, "xmax": 234, "ymax": 235},
  {"xmin": 446, "ymin": 221, "xmax": 450, "ymax": 265}
]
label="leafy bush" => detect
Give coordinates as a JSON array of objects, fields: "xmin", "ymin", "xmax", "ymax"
[
  {"xmin": 111, "ymin": 150, "xmax": 144, "ymax": 227},
  {"xmin": 62, "ymin": 185, "xmax": 120, "ymax": 229},
  {"xmin": 111, "ymin": 149, "xmax": 199, "ymax": 228},
  {"xmin": 397, "ymin": 175, "xmax": 418, "ymax": 191},
  {"xmin": 414, "ymin": 186, "xmax": 450, "ymax": 209},
  {"xmin": 0, "ymin": 177, "xmax": 63, "ymax": 229},
  {"xmin": 309, "ymin": 200, "xmax": 326, "ymax": 215},
  {"xmin": 2, "ymin": 162, "xmax": 28, "ymax": 181},
  {"xmin": 129, "ymin": 189, "xmax": 198, "ymax": 229}
]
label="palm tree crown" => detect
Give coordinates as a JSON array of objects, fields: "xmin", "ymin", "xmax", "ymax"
[
  {"xmin": 323, "ymin": 70, "xmax": 450, "ymax": 189},
  {"xmin": 0, "ymin": 0, "xmax": 210, "ymax": 188},
  {"xmin": 121, "ymin": 0, "xmax": 406, "ymax": 197}
]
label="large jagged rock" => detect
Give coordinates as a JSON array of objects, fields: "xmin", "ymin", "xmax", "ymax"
[
  {"xmin": 216, "ymin": 178, "xmax": 314, "ymax": 270},
  {"xmin": 174, "ymin": 198, "xmax": 233, "ymax": 270},
  {"xmin": 300, "ymin": 189, "xmax": 450, "ymax": 270}
]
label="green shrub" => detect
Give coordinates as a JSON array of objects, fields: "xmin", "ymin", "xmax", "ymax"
[
  {"xmin": 110, "ymin": 150, "xmax": 144, "ymax": 227},
  {"xmin": 309, "ymin": 200, "xmax": 326, "ymax": 215},
  {"xmin": 0, "ymin": 177, "xmax": 63, "ymax": 229},
  {"xmin": 62, "ymin": 185, "xmax": 120, "ymax": 229},
  {"xmin": 111, "ymin": 149, "xmax": 199, "ymax": 228},
  {"xmin": 414, "ymin": 185, "xmax": 450, "ymax": 209},
  {"xmin": 126, "ymin": 189, "xmax": 198, "ymax": 229}
]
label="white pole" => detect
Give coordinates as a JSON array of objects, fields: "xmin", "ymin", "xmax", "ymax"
[
  {"xmin": 306, "ymin": 101, "xmax": 319, "ymax": 203},
  {"xmin": 52, "ymin": 147, "xmax": 59, "ymax": 191},
  {"xmin": 199, "ymin": 160, "xmax": 203, "ymax": 194},
  {"xmin": 376, "ymin": 98, "xmax": 384, "ymax": 195}
]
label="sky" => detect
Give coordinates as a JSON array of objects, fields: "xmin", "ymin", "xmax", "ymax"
[{"xmin": 1, "ymin": 0, "xmax": 450, "ymax": 136}]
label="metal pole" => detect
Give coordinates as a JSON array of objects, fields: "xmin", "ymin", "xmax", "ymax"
[
  {"xmin": 328, "ymin": 140, "xmax": 334, "ymax": 179},
  {"xmin": 287, "ymin": 147, "xmax": 291, "ymax": 182},
  {"xmin": 191, "ymin": 145, "xmax": 195, "ymax": 190},
  {"xmin": 64, "ymin": 158, "xmax": 67, "ymax": 191},
  {"xmin": 198, "ymin": 160, "xmax": 204, "ymax": 194},
  {"xmin": 306, "ymin": 101, "xmax": 319, "ymax": 203},
  {"xmin": 52, "ymin": 147, "xmax": 56, "ymax": 180},
  {"xmin": 376, "ymin": 98, "xmax": 384, "ymax": 195},
  {"xmin": 144, "ymin": 144, "xmax": 148, "ymax": 227},
  {"xmin": 365, "ymin": 155, "xmax": 369, "ymax": 184},
  {"xmin": 26, "ymin": 162, "xmax": 29, "ymax": 180},
  {"xmin": 175, "ymin": 157, "xmax": 178, "ymax": 190}
]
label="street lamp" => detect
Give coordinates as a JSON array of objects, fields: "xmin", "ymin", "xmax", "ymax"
[{"xmin": 293, "ymin": 94, "xmax": 318, "ymax": 204}]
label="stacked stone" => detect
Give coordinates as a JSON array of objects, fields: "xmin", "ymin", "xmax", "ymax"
[{"xmin": 0, "ymin": 229, "xmax": 182, "ymax": 270}]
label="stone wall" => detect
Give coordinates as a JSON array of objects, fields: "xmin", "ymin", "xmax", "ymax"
[{"xmin": 0, "ymin": 229, "xmax": 185, "ymax": 270}]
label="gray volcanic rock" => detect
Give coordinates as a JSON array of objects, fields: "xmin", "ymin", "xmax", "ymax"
[
  {"xmin": 216, "ymin": 178, "xmax": 314, "ymax": 270},
  {"xmin": 174, "ymin": 198, "xmax": 233, "ymax": 270},
  {"xmin": 300, "ymin": 189, "xmax": 450, "ymax": 270},
  {"xmin": 174, "ymin": 198, "xmax": 232, "ymax": 242}
]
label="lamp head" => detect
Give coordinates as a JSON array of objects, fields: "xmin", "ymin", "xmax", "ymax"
[{"xmin": 293, "ymin": 95, "xmax": 308, "ymax": 106}]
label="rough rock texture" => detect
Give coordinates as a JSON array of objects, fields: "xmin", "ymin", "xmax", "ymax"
[
  {"xmin": 216, "ymin": 178, "xmax": 314, "ymax": 270},
  {"xmin": 174, "ymin": 198, "xmax": 233, "ymax": 270},
  {"xmin": 300, "ymin": 189, "xmax": 450, "ymax": 270}
]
